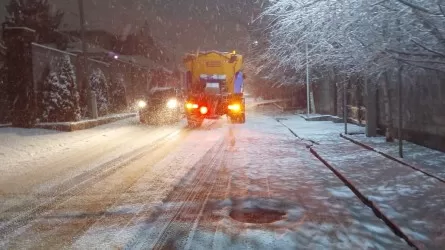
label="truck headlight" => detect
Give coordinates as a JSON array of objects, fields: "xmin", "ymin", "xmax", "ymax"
[
  {"xmin": 137, "ymin": 100, "xmax": 147, "ymax": 108},
  {"xmin": 166, "ymin": 99, "xmax": 178, "ymax": 109}
]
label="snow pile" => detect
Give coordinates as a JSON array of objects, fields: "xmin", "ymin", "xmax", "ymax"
[{"xmin": 40, "ymin": 55, "xmax": 81, "ymax": 122}]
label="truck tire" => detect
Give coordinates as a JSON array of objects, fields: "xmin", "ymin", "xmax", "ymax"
[{"xmin": 239, "ymin": 113, "xmax": 246, "ymax": 124}]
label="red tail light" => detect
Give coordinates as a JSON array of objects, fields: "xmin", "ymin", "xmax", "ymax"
[{"xmin": 200, "ymin": 106, "xmax": 208, "ymax": 115}]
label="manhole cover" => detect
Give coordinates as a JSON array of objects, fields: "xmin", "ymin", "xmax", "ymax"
[{"xmin": 230, "ymin": 208, "xmax": 286, "ymax": 224}]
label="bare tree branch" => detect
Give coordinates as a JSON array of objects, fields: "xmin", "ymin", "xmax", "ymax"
[
  {"xmin": 394, "ymin": 0, "xmax": 441, "ymax": 15},
  {"xmin": 439, "ymin": 3, "xmax": 445, "ymax": 17},
  {"xmin": 411, "ymin": 39, "xmax": 445, "ymax": 58},
  {"xmin": 385, "ymin": 48, "xmax": 444, "ymax": 58},
  {"xmin": 398, "ymin": 60, "xmax": 445, "ymax": 74}
]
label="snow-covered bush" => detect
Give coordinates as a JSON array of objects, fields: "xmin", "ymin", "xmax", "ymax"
[
  {"xmin": 110, "ymin": 73, "xmax": 127, "ymax": 112},
  {"xmin": 41, "ymin": 55, "xmax": 81, "ymax": 122},
  {"xmin": 89, "ymin": 68, "xmax": 109, "ymax": 116}
]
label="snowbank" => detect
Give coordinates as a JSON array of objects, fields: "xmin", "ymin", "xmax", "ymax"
[
  {"xmin": 0, "ymin": 115, "xmax": 138, "ymax": 174},
  {"xmin": 35, "ymin": 113, "xmax": 136, "ymax": 132}
]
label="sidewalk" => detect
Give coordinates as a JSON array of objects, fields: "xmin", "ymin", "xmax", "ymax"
[
  {"xmin": 343, "ymin": 134, "xmax": 445, "ymax": 182},
  {"xmin": 279, "ymin": 115, "xmax": 445, "ymax": 249},
  {"xmin": 277, "ymin": 115, "xmax": 364, "ymax": 145}
]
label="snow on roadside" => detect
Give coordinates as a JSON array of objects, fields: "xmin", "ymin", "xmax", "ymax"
[
  {"xmin": 267, "ymin": 111, "xmax": 444, "ymax": 248},
  {"xmin": 277, "ymin": 115, "xmax": 365, "ymax": 144},
  {"xmin": 312, "ymin": 141, "xmax": 445, "ymax": 249},
  {"xmin": 36, "ymin": 112, "xmax": 136, "ymax": 126},
  {"xmin": 0, "ymin": 117, "xmax": 141, "ymax": 175},
  {"xmin": 347, "ymin": 134, "xmax": 445, "ymax": 180}
]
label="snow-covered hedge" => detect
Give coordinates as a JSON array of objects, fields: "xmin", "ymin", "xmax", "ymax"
[
  {"xmin": 41, "ymin": 55, "xmax": 81, "ymax": 122},
  {"xmin": 89, "ymin": 68, "xmax": 109, "ymax": 116},
  {"xmin": 110, "ymin": 73, "xmax": 127, "ymax": 112}
]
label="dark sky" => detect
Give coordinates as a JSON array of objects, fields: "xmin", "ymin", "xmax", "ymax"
[{"xmin": 1, "ymin": 0, "xmax": 264, "ymax": 59}]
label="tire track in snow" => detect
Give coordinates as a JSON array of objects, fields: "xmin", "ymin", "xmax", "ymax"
[
  {"xmin": 0, "ymin": 128, "xmax": 185, "ymax": 243},
  {"xmin": 63, "ymin": 120, "xmax": 221, "ymax": 249},
  {"xmin": 124, "ymin": 135, "xmax": 227, "ymax": 249}
]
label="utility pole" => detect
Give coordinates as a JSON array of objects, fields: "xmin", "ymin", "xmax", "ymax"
[
  {"xmin": 397, "ymin": 18, "xmax": 403, "ymax": 157},
  {"xmin": 398, "ymin": 66, "xmax": 403, "ymax": 158},
  {"xmin": 344, "ymin": 79, "xmax": 348, "ymax": 135},
  {"xmin": 78, "ymin": 0, "xmax": 95, "ymax": 118},
  {"xmin": 306, "ymin": 43, "xmax": 310, "ymax": 116}
]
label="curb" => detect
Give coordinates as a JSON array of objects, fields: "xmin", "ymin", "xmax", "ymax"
[
  {"xmin": 299, "ymin": 114, "xmax": 344, "ymax": 123},
  {"xmin": 34, "ymin": 113, "xmax": 137, "ymax": 132},
  {"xmin": 340, "ymin": 133, "xmax": 445, "ymax": 183},
  {"xmin": 309, "ymin": 147, "xmax": 419, "ymax": 249},
  {"xmin": 273, "ymin": 102, "xmax": 300, "ymax": 112},
  {"xmin": 0, "ymin": 123, "xmax": 11, "ymax": 128}
]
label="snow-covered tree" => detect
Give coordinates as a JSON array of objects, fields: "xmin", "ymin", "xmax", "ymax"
[
  {"xmin": 4, "ymin": 0, "xmax": 67, "ymax": 48},
  {"xmin": 110, "ymin": 73, "xmax": 127, "ymax": 112},
  {"xmin": 258, "ymin": 0, "xmax": 445, "ymax": 140},
  {"xmin": 261, "ymin": 0, "xmax": 445, "ymax": 76},
  {"xmin": 58, "ymin": 55, "xmax": 81, "ymax": 121},
  {"xmin": 89, "ymin": 68, "xmax": 109, "ymax": 116},
  {"xmin": 41, "ymin": 55, "xmax": 81, "ymax": 122}
]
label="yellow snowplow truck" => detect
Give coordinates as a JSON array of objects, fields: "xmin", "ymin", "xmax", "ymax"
[{"xmin": 183, "ymin": 51, "xmax": 246, "ymax": 127}]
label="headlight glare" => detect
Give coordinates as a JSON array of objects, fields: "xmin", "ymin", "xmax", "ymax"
[
  {"xmin": 167, "ymin": 99, "xmax": 178, "ymax": 109},
  {"xmin": 137, "ymin": 100, "xmax": 147, "ymax": 108}
]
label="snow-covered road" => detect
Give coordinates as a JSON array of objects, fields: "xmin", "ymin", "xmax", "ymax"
[{"xmin": 0, "ymin": 106, "xmax": 410, "ymax": 249}]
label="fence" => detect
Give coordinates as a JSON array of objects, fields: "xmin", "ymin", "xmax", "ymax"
[
  {"xmin": 375, "ymin": 69, "xmax": 445, "ymax": 151},
  {"xmin": 312, "ymin": 68, "xmax": 445, "ymax": 151}
]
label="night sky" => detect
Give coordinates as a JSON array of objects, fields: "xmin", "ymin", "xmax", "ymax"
[{"xmin": 1, "ymin": 0, "xmax": 264, "ymax": 58}]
